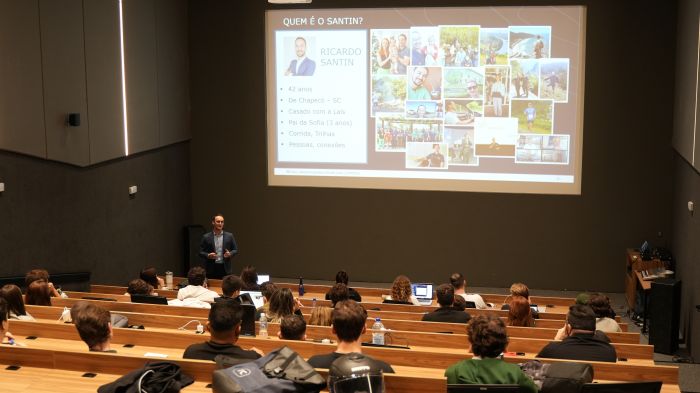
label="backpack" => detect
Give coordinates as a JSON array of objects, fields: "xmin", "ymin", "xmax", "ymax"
[
  {"xmin": 212, "ymin": 346, "xmax": 326, "ymax": 393},
  {"xmin": 97, "ymin": 361, "xmax": 194, "ymax": 393},
  {"xmin": 520, "ymin": 360, "xmax": 593, "ymax": 393}
]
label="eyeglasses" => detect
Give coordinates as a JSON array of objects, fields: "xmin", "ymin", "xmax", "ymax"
[{"xmin": 468, "ymin": 86, "xmax": 477, "ymax": 90}]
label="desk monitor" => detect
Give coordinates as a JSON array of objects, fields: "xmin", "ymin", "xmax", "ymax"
[
  {"xmin": 130, "ymin": 294, "xmax": 168, "ymax": 305},
  {"xmin": 241, "ymin": 290, "xmax": 265, "ymax": 309},
  {"xmin": 257, "ymin": 274, "xmax": 270, "ymax": 284},
  {"xmin": 580, "ymin": 381, "xmax": 662, "ymax": 393},
  {"xmin": 446, "ymin": 384, "xmax": 521, "ymax": 392}
]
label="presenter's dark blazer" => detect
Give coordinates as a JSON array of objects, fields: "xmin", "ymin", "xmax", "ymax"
[
  {"xmin": 288, "ymin": 58, "xmax": 316, "ymax": 76},
  {"xmin": 199, "ymin": 231, "xmax": 238, "ymax": 274}
]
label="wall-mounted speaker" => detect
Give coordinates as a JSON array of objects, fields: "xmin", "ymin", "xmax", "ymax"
[{"xmin": 68, "ymin": 113, "xmax": 80, "ymax": 127}]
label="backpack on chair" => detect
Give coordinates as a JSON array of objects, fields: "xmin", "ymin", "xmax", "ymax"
[{"xmin": 212, "ymin": 346, "xmax": 326, "ymax": 393}]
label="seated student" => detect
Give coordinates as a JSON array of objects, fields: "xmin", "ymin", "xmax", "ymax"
[
  {"xmin": 328, "ymin": 283, "xmax": 350, "ymax": 307},
  {"xmin": 25, "ymin": 280, "xmax": 52, "ymax": 306},
  {"xmin": 537, "ymin": 304, "xmax": 617, "ymax": 362},
  {"xmin": 325, "ymin": 271, "xmax": 362, "ymax": 302},
  {"xmin": 308, "ymin": 305, "xmax": 333, "ymax": 326},
  {"xmin": 183, "ymin": 301, "xmax": 263, "ymax": 361},
  {"xmin": 173, "ymin": 266, "xmax": 219, "ymax": 308},
  {"xmin": 256, "ymin": 281, "xmax": 277, "ymax": 320},
  {"xmin": 220, "ymin": 274, "xmax": 244, "ymax": 300},
  {"xmin": 382, "ymin": 275, "xmax": 421, "ymax": 305},
  {"xmin": 25, "ymin": 268, "xmax": 66, "ymax": 298},
  {"xmin": 450, "ymin": 273, "xmax": 489, "ymax": 309},
  {"xmin": 507, "ymin": 296, "xmax": 535, "ymax": 327},
  {"xmin": 501, "ymin": 282, "xmax": 539, "ymax": 318},
  {"xmin": 240, "ymin": 265, "xmax": 260, "ymax": 291},
  {"xmin": 445, "ymin": 315, "xmax": 538, "ymax": 393},
  {"xmin": 0, "ymin": 284, "xmax": 34, "ymax": 321},
  {"xmin": 125, "ymin": 279, "xmax": 154, "ymax": 296},
  {"xmin": 140, "ymin": 267, "xmax": 165, "ymax": 290},
  {"xmin": 588, "ymin": 293, "xmax": 622, "ymax": 333},
  {"xmin": 70, "ymin": 301, "xmax": 115, "ymax": 352},
  {"xmin": 453, "ymin": 295, "xmax": 467, "ymax": 311},
  {"xmin": 307, "ymin": 300, "xmax": 394, "ymax": 372},
  {"xmin": 279, "ymin": 315, "xmax": 307, "ymax": 340},
  {"xmin": 421, "ymin": 283, "xmax": 471, "ymax": 323},
  {"xmin": 267, "ymin": 288, "xmax": 304, "ymax": 323},
  {"xmin": 0, "ymin": 298, "xmax": 17, "ymax": 344}
]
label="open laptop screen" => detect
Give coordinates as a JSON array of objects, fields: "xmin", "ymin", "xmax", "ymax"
[
  {"xmin": 257, "ymin": 274, "xmax": 270, "ymax": 284},
  {"xmin": 240, "ymin": 291, "xmax": 265, "ymax": 308},
  {"xmin": 411, "ymin": 283, "xmax": 433, "ymax": 299}
]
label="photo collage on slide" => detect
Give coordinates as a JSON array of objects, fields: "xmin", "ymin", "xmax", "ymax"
[{"xmin": 370, "ymin": 24, "xmax": 571, "ymax": 169}]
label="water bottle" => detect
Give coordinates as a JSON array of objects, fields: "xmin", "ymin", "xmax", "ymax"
[
  {"xmin": 372, "ymin": 317, "xmax": 385, "ymax": 345},
  {"xmin": 259, "ymin": 313, "xmax": 268, "ymax": 338},
  {"xmin": 165, "ymin": 271, "xmax": 173, "ymax": 289},
  {"xmin": 298, "ymin": 277, "xmax": 305, "ymax": 297}
]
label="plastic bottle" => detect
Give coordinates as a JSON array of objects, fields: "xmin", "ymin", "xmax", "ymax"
[
  {"xmin": 298, "ymin": 277, "xmax": 305, "ymax": 297},
  {"xmin": 371, "ymin": 317, "xmax": 385, "ymax": 345},
  {"xmin": 165, "ymin": 271, "xmax": 173, "ymax": 289},
  {"xmin": 259, "ymin": 313, "xmax": 268, "ymax": 338}
]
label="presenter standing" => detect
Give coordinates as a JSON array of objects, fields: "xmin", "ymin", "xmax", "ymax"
[{"xmin": 199, "ymin": 214, "xmax": 238, "ymax": 279}]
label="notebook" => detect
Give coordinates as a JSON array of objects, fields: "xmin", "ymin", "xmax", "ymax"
[{"xmin": 411, "ymin": 283, "xmax": 433, "ymax": 305}]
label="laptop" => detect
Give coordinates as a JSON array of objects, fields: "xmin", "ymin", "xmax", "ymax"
[
  {"xmin": 446, "ymin": 384, "xmax": 521, "ymax": 392},
  {"xmin": 411, "ymin": 283, "xmax": 433, "ymax": 305},
  {"xmin": 257, "ymin": 274, "xmax": 270, "ymax": 284},
  {"xmin": 580, "ymin": 381, "xmax": 662, "ymax": 393},
  {"xmin": 130, "ymin": 294, "xmax": 168, "ymax": 305},
  {"xmin": 240, "ymin": 290, "xmax": 265, "ymax": 309}
]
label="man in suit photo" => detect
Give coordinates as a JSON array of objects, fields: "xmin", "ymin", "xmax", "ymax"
[
  {"xmin": 285, "ymin": 37, "xmax": 316, "ymax": 76},
  {"xmin": 199, "ymin": 214, "xmax": 238, "ymax": 279}
]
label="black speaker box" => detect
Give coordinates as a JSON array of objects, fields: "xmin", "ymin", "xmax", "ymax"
[
  {"xmin": 68, "ymin": 113, "xmax": 80, "ymax": 126},
  {"xmin": 649, "ymin": 278, "xmax": 681, "ymax": 354}
]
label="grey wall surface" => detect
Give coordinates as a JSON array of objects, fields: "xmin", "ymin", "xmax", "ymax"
[
  {"xmin": 0, "ymin": 0, "xmax": 190, "ymax": 166},
  {"xmin": 189, "ymin": 0, "xmax": 676, "ymax": 291},
  {"xmin": 0, "ymin": 143, "xmax": 192, "ymax": 285},
  {"xmin": 671, "ymin": 155, "xmax": 700, "ymax": 361}
]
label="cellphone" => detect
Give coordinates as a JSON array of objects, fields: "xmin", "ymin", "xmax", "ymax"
[
  {"xmin": 123, "ymin": 344, "xmax": 135, "ymax": 348},
  {"xmin": 5, "ymin": 365, "xmax": 21, "ymax": 371},
  {"xmin": 82, "ymin": 373, "xmax": 97, "ymax": 378},
  {"xmin": 25, "ymin": 336, "xmax": 38, "ymax": 340},
  {"xmin": 618, "ymin": 357, "xmax": 628, "ymax": 362}
]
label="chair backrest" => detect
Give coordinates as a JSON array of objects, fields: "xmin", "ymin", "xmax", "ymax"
[
  {"xmin": 446, "ymin": 384, "xmax": 522, "ymax": 392},
  {"xmin": 580, "ymin": 381, "xmax": 662, "ymax": 393},
  {"xmin": 130, "ymin": 294, "xmax": 168, "ymax": 305}
]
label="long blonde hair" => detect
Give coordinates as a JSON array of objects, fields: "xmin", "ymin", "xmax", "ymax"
[{"xmin": 308, "ymin": 306, "xmax": 332, "ymax": 326}]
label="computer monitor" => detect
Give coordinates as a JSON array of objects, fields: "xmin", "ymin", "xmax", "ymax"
[
  {"xmin": 240, "ymin": 290, "xmax": 265, "ymax": 309},
  {"xmin": 257, "ymin": 274, "xmax": 270, "ymax": 284},
  {"xmin": 411, "ymin": 283, "xmax": 433, "ymax": 300},
  {"xmin": 446, "ymin": 384, "xmax": 522, "ymax": 392},
  {"xmin": 580, "ymin": 381, "xmax": 662, "ymax": 393},
  {"xmin": 130, "ymin": 294, "xmax": 168, "ymax": 305}
]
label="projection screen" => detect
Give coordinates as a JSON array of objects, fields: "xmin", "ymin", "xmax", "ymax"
[{"xmin": 266, "ymin": 6, "xmax": 586, "ymax": 194}]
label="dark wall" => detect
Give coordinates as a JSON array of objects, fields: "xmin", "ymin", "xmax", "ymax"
[
  {"xmin": 670, "ymin": 154, "xmax": 700, "ymax": 360},
  {"xmin": 189, "ymin": 0, "xmax": 676, "ymax": 291},
  {"xmin": 0, "ymin": 142, "xmax": 192, "ymax": 285}
]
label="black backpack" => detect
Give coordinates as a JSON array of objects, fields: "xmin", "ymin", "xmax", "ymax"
[
  {"xmin": 212, "ymin": 346, "xmax": 326, "ymax": 393},
  {"xmin": 520, "ymin": 360, "xmax": 593, "ymax": 393}
]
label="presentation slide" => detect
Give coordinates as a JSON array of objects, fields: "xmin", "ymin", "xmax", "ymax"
[{"xmin": 266, "ymin": 7, "xmax": 586, "ymax": 194}]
